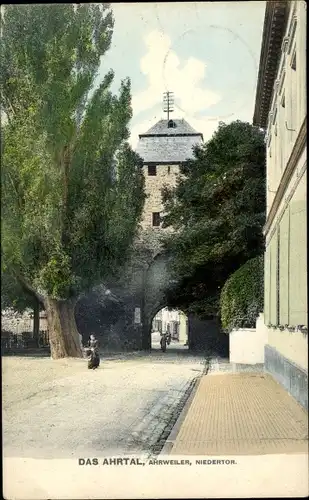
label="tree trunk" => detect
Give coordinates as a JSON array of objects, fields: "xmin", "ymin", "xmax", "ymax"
[
  {"xmin": 32, "ymin": 296, "xmax": 40, "ymax": 347},
  {"xmin": 44, "ymin": 297, "xmax": 83, "ymax": 359}
]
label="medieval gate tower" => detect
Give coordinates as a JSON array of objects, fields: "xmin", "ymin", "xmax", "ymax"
[
  {"xmin": 77, "ymin": 94, "xmax": 226, "ymax": 353},
  {"xmin": 136, "ymin": 92, "xmax": 203, "ymax": 231},
  {"xmin": 135, "ymin": 93, "xmax": 204, "ymax": 348}
]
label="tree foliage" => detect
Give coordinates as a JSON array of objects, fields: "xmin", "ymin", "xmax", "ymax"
[
  {"xmin": 1, "ymin": 267, "xmax": 37, "ymax": 314},
  {"xmin": 1, "ymin": 4, "xmax": 145, "ymax": 357},
  {"xmin": 161, "ymin": 121, "xmax": 266, "ymax": 318},
  {"xmin": 220, "ymin": 255, "xmax": 264, "ymax": 331}
]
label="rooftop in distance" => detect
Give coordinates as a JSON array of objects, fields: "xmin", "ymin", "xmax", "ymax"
[
  {"xmin": 139, "ymin": 118, "xmax": 204, "ymax": 138},
  {"xmin": 136, "ymin": 118, "xmax": 203, "ymax": 164}
]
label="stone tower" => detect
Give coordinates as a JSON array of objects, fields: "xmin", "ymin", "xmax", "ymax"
[{"xmin": 136, "ymin": 117, "xmax": 203, "ymax": 230}]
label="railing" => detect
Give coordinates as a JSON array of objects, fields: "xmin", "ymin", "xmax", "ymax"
[{"xmin": 1, "ymin": 329, "xmax": 50, "ymax": 352}]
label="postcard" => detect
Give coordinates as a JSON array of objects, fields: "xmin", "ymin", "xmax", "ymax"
[{"xmin": 2, "ymin": 1, "xmax": 308, "ymax": 499}]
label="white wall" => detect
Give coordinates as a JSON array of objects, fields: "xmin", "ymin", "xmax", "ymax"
[
  {"xmin": 229, "ymin": 314, "xmax": 268, "ymax": 364},
  {"xmin": 179, "ymin": 312, "xmax": 188, "ymax": 344}
]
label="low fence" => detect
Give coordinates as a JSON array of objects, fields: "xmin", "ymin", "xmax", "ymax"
[
  {"xmin": 1, "ymin": 329, "xmax": 49, "ymax": 352},
  {"xmin": 1, "ymin": 310, "xmax": 49, "ymax": 353}
]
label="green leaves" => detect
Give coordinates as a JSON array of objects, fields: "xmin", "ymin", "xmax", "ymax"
[
  {"xmin": 36, "ymin": 247, "xmax": 76, "ymax": 299},
  {"xmin": 1, "ymin": 5, "xmax": 114, "ymax": 150},
  {"xmin": 220, "ymin": 255, "xmax": 264, "ymax": 331},
  {"xmin": 1, "ymin": 4, "xmax": 145, "ymax": 302},
  {"xmin": 161, "ymin": 120, "xmax": 266, "ymax": 317}
]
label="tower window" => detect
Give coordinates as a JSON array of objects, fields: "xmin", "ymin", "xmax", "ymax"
[
  {"xmin": 168, "ymin": 119, "xmax": 176, "ymax": 129},
  {"xmin": 152, "ymin": 212, "xmax": 160, "ymax": 227},
  {"xmin": 148, "ymin": 165, "xmax": 157, "ymax": 176}
]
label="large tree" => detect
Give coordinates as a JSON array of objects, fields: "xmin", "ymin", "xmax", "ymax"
[
  {"xmin": 161, "ymin": 120, "xmax": 266, "ymax": 318},
  {"xmin": 1, "ymin": 4, "xmax": 145, "ymax": 358}
]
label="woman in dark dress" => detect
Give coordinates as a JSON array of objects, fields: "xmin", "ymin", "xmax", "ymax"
[{"xmin": 87, "ymin": 334, "xmax": 100, "ymax": 369}]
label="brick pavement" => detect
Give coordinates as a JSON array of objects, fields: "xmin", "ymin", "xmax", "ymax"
[{"xmin": 168, "ymin": 373, "xmax": 309, "ymax": 455}]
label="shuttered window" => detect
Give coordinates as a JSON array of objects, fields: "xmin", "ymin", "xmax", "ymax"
[
  {"xmin": 264, "ymin": 246, "xmax": 271, "ymax": 325},
  {"xmin": 269, "ymin": 230, "xmax": 279, "ymax": 325},
  {"xmin": 289, "ymin": 177, "xmax": 307, "ymax": 325},
  {"xmin": 279, "ymin": 208, "xmax": 290, "ymax": 325}
]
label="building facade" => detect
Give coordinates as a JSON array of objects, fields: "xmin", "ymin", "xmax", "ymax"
[{"xmin": 253, "ymin": 0, "xmax": 307, "ymax": 408}]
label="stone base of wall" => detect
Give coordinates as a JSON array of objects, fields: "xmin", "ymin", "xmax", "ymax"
[
  {"xmin": 265, "ymin": 344, "xmax": 308, "ymax": 410},
  {"xmin": 207, "ymin": 361, "xmax": 264, "ymax": 374}
]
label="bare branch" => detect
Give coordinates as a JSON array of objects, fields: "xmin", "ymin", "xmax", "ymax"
[{"xmin": 12, "ymin": 271, "xmax": 45, "ymax": 304}]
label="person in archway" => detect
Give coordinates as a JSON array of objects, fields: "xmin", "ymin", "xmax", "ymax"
[{"xmin": 166, "ymin": 323, "xmax": 171, "ymax": 345}]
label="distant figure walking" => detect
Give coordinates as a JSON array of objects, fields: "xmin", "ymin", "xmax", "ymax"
[
  {"xmin": 86, "ymin": 334, "xmax": 100, "ymax": 370},
  {"xmin": 166, "ymin": 324, "xmax": 171, "ymax": 345},
  {"xmin": 160, "ymin": 332, "xmax": 168, "ymax": 352}
]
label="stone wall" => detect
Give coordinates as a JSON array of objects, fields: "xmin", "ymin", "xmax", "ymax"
[
  {"xmin": 74, "ymin": 231, "xmax": 172, "ymax": 352},
  {"xmin": 75, "ymin": 285, "xmax": 143, "ymax": 352},
  {"xmin": 142, "ymin": 252, "xmax": 173, "ymax": 348},
  {"xmin": 188, "ymin": 315, "xmax": 229, "ymax": 357},
  {"xmin": 141, "ymin": 164, "xmax": 180, "ymax": 230},
  {"xmin": 265, "ymin": 344, "xmax": 308, "ymax": 410}
]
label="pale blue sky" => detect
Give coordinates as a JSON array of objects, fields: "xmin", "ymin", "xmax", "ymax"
[{"xmin": 96, "ymin": 2, "xmax": 266, "ymax": 148}]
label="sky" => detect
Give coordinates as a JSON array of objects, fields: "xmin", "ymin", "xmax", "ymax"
[{"xmin": 96, "ymin": 1, "xmax": 266, "ymax": 149}]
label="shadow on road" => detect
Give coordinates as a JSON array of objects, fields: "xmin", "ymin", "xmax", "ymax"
[
  {"xmin": 2, "ymin": 348, "xmax": 51, "ymax": 358},
  {"xmin": 97, "ymin": 345, "xmax": 207, "ymax": 365},
  {"xmin": 1, "ymin": 344, "xmax": 222, "ymax": 363}
]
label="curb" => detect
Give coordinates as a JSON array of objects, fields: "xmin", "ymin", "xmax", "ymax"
[
  {"xmin": 159, "ymin": 375, "xmax": 202, "ymax": 455},
  {"xmin": 159, "ymin": 355, "xmax": 210, "ymax": 455}
]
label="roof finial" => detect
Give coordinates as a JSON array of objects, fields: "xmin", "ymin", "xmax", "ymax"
[{"xmin": 163, "ymin": 91, "xmax": 174, "ymax": 122}]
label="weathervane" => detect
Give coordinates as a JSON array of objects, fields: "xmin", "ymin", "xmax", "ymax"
[{"xmin": 163, "ymin": 91, "xmax": 174, "ymax": 122}]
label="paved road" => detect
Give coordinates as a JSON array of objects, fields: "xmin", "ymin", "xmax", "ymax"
[{"xmin": 2, "ymin": 340, "xmax": 206, "ymax": 460}]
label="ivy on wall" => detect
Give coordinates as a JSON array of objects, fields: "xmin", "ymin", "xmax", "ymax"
[{"xmin": 220, "ymin": 255, "xmax": 264, "ymax": 332}]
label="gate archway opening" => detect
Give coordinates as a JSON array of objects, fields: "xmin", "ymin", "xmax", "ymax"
[{"xmin": 150, "ymin": 307, "xmax": 189, "ymax": 351}]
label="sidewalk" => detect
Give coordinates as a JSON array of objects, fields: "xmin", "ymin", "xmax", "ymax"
[{"xmin": 164, "ymin": 372, "xmax": 308, "ymax": 455}]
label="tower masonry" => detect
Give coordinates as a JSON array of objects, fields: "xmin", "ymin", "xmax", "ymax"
[{"xmin": 136, "ymin": 116, "xmax": 203, "ymax": 231}]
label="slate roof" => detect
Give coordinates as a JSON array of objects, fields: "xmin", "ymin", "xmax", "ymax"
[{"xmin": 136, "ymin": 118, "xmax": 203, "ymax": 164}]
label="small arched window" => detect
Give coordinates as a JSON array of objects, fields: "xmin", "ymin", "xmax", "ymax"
[{"xmin": 167, "ymin": 119, "xmax": 176, "ymax": 129}]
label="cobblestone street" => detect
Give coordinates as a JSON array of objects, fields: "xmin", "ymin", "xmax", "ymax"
[{"xmin": 2, "ymin": 341, "xmax": 207, "ymax": 459}]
